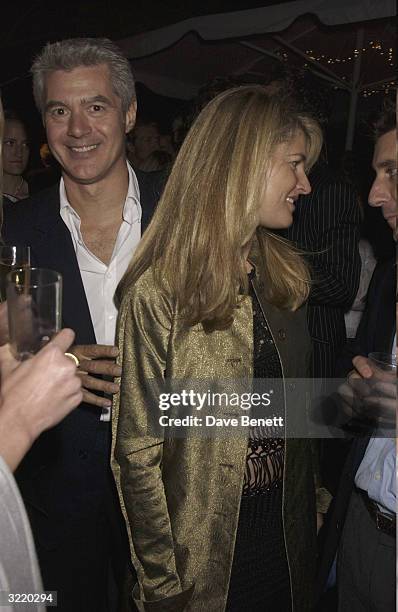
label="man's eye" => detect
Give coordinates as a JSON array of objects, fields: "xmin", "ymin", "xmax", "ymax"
[
  {"xmin": 51, "ymin": 108, "xmax": 67, "ymax": 116},
  {"xmin": 90, "ymin": 104, "xmax": 105, "ymax": 112},
  {"xmin": 3, "ymin": 140, "xmax": 14, "ymax": 146}
]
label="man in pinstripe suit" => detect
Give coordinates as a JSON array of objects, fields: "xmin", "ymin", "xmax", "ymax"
[
  {"xmin": 263, "ymin": 68, "xmax": 361, "ymax": 380},
  {"xmin": 284, "ymin": 161, "xmax": 361, "ymax": 496},
  {"xmin": 285, "ymin": 163, "xmax": 361, "ymax": 379},
  {"xmin": 268, "ymin": 70, "xmax": 362, "ymax": 495}
]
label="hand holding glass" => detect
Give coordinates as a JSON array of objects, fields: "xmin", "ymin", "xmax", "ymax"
[
  {"xmin": 6, "ymin": 268, "xmax": 62, "ymax": 360},
  {"xmin": 368, "ymin": 352, "xmax": 397, "ymax": 375},
  {"xmin": 366, "ymin": 352, "xmax": 396, "ymax": 427}
]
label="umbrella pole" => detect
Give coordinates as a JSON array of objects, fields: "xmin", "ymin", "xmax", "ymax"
[{"xmin": 345, "ymin": 28, "xmax": 364, "ymax": 151}]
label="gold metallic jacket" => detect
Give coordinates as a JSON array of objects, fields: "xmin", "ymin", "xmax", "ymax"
[{"xmin": 112, "ymin": 265, "xmax": 318, "ymax": 612}]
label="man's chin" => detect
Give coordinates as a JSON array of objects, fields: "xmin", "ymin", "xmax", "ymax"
[{"xmin": 63, "ymin": 170, "xmax": 102, "ymax": 186}]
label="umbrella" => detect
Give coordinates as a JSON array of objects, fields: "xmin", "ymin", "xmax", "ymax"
[{"xmin": 118, "ymin": 0, "xmax": 396, "ymax": 150}]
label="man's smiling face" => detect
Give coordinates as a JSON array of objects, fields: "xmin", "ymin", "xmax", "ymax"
[{"xmin": 44, "ymin": 63, "xmax": 136, "ymax": 185}]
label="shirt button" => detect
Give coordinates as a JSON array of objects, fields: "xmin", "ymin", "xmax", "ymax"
[
  {"xmin": 374, "ymin": 471, "xmax": 381, "ymax": 481},
  {"xmin": 278, "ymin": 329, "xmax": 286, "ymax": 341}
]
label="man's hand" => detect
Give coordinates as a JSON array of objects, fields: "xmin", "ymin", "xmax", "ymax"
[
  {"xmin": 69, "ymin": 344, "xmax": 122, "ymax": 408},
  {"xmin": 338, "ymin": 355, "xmax": 396, "ymax": 427},
  {"xmin": 352, "ymin": 356, "xmax": 396, "ymax": 424}
]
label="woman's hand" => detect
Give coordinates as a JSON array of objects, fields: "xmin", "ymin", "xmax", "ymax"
[{"xmin": 0, "ymin": 329, "xmax": 83, "ymax": 471}]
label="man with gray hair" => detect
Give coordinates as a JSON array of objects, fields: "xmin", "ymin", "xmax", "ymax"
[{"xmin": 3, "ymin": 37, "xmax": 164, "ymax": 611}]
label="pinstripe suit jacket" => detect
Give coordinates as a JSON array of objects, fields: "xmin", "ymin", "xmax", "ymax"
[{"xmin": 285, "ymin": 164, "xmax": 361, "ymax": 378}]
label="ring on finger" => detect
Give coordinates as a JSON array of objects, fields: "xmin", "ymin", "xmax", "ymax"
[{"xmin": 65, "ymin": 352, "xmax": 80, "ymax": 367}]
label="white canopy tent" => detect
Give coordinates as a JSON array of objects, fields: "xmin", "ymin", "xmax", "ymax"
[{"xmin": 118, "ymin": 0, "xmax": 395, "ymax": 149}]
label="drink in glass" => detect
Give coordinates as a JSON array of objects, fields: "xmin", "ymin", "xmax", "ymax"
[{"xmin": 6, "ymin": 267, "xmax": 62, "ymax": 360}]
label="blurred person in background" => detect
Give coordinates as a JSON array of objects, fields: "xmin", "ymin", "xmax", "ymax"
[
  {"xmin": 2, "ymin": 110, "xmax": 30, "ymax": 202},
  {"xmin": 159, "ymin": 130, "xmax": 175, "ymax": 159},
  {"xmin": 127, "ymin": 120, "xmax": 162, "ymax": 171}
]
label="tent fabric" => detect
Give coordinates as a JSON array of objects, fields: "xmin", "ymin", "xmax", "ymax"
[{"xmin": 118, "ymin": 0, "xmax": 395, "ymax": 58}]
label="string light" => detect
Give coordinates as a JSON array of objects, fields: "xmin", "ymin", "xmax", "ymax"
[
  {"xmin": 362, "ymin": 80, "xmax": 397, "ymax": 98},
  {"xmin": 305, "ymin": 40, "xmax": 395, "ymax": 67},
  {"xmin": 304, "ymin": 40, "xmax": 395, "ymax": 97},
  {"xmin": 266, "ymin": 41, "xmax": 394, "ymax": 98}
]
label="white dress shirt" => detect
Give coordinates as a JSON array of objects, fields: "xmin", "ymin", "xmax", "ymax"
[
  {"xmin": 355, "ymin": 334, "xmax": 397, "ymax": 516},
  {"xmin": 60, "ymin": 163, "xmax": 142, "ymax": 421}
]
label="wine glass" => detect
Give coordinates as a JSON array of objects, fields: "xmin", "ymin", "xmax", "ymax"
[{"xmin": 6, "ymin": 267, "xmax": 62, "ymax": 360}]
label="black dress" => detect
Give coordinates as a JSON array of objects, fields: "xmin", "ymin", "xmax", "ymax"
[{"xmin": 225, "ymin": 276, "xmax": 292, "ymax": 612}]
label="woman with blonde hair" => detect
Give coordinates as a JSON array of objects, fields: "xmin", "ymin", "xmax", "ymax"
[{"xmin": 112, "ymin": 85, "xmax": 323, "ymax": 611}]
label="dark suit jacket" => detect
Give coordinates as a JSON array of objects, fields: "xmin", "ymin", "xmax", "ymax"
[
  {"xmin": 284, "ymin": 164, "xmax": 361, "ymax": 378},
  {"xmin": 316, "ymin": 257, "xmax": 396, "ymax": 602},
  {"xmin": 1, "ymin": 167, "xmax": 164, "ymax": 549}
]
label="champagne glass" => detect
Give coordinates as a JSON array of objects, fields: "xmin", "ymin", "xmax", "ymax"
[
  {"xmin": 6, "ymin": 268, "xmax": 62, "ymax": 360},
  {"xmin": 0, "ymin": 245, "xmax": 30, "ymax": 302},
  {"xmin": 368, "ymin": 352, "xmax": 397, "ymax": 374},
  {"xmin": 367, "ymin": 352, "xmax": 396, "ymax": 430}
]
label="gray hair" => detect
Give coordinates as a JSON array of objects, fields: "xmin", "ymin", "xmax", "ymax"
[{"xmin": 32, "ymin": 37, "xmax": 136, "ymax": 115}]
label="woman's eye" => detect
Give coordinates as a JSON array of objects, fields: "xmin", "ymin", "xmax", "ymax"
[{"xmin": 387, "ymin": 167, "xmax": 397, "ymax": 179}]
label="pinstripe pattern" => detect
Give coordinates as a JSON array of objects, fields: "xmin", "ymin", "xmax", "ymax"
[{"xmin": 284, "ymin": 164, "xmax": 361, "ymax": 378}]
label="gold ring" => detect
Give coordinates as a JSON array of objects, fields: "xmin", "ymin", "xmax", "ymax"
[{"xmin": 65, "ymin": 352, "xmax": 80, "ymax": 367}]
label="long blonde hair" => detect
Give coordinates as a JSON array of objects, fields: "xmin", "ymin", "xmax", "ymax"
[{"xmin": 119, "ymin": 86, "xmax": 322, "ymax": 329}]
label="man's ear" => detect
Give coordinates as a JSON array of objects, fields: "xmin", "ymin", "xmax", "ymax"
[{"xmin": 125, "ymin": 99, "xmax": 137, "ymax": 134}]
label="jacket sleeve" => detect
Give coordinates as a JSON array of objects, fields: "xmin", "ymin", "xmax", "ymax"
[
  {"xmin": 334, "ymin": 261, "xmax": 385, "ymax": 377},
  {"xmin": 307, "ymin": 181, "xmax": 361, "ymax": 309},
  {"xmin": 111, "ymin": 278, "xmax": 193, "ymax": 611}
]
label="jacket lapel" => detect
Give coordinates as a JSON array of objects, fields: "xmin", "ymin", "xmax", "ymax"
[{"xmin": 29, "ymin": 190, "xmax": 96, "ymax": 345}]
